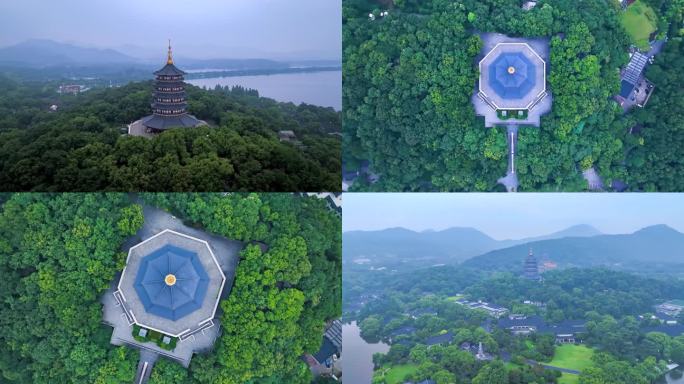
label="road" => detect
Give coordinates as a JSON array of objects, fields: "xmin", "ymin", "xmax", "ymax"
[
  {"xmin": 497, "ymin": 124, "xmax": 519, "ymax": 192},
  {"xmin": 134, "ymin": 349, "xmax": 159, "ymax": 384}
]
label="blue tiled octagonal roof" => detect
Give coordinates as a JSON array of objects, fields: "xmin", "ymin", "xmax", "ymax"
[
  {"xmin": 488, "ymin": 52, "xmax": 536, "ymax": 99},
  {"xmin": 478, "ymin": 42, "xmax": 546, "ymax": 110},
  {"xmin": 133, "ymin": 245, "xmax": 210, "ymax": 321}
]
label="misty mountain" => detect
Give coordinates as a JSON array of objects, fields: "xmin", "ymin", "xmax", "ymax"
[
  {"xmin": 343, "ymin": 227, "xmax": 500, "ymax": 266},
  {"xmin": 342, "ymin": 224, "xmax": 603, "ymax": 269},
  {"xmin": 462, "ymin": 224, "xmax": 684, "ymax": 273},
  {"xmin": 0, "ymin": 39, "xmax": 138, "ymax": 67},
  {"xmin": 520, "ymin": 224, "xmax": 602, "ymax": 243},
  {"xmin": 0, "ymin": 40, "xmax": 341, "ymax": 71},
  {"xmin": 175, "ymin": 58, "xmax": 290, "ymax": 71}
]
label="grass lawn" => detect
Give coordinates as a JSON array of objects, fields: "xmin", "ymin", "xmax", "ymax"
[
  {"xmin": 619, "ymin": 0, "xmax": 657, "ymax": 50},
  {"xmin": 549, "ymin": 344, "xmax": 595, "ymax": 372},
  {"xmin": 558, "ymin": 373, "xmax": 580, "ymax": 384},
  {"xmin": 384, "ymin": 364, "xmax": 419, "ymax": 384},
  {"xmin": 446, "ymin": 294, "xmax": 464, "ymax": 301}
]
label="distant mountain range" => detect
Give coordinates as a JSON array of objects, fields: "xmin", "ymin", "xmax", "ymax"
[
  {"xmin": 342, "ymin": 224, "xmax": 603, "ymax": 269},
  {"xmin": 0, "ymin": 39, "xmax": 341, "ymax": 70},
  {"xmin": 0, "ymin": 39, "xmax": 140, "ymax": 67},
  {"xmin": 344, "ymin": 224, "xmax": 684, "ymax": 275},
  {"xmin": 463, "ymin": 224, "xmax": 684, "ymax": 273}
]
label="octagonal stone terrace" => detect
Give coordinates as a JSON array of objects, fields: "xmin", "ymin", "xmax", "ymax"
[
  {"xmin": 117, "ymin": 229, "xmax": 226, "ymax": 337},
  {"xmin": 479, "ymin": 42, "xmax": 546, "ymax": 110}
]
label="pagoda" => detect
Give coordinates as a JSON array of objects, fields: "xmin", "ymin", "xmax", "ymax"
[
  {"xmin": 523, "ymin": 249, "xmax": 541, "ymax": 281},
  {"xmin": 140, "ymin": 40, "xmax": 204, "ymax": 132}
]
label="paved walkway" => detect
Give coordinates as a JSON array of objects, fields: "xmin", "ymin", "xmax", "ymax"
[
  {"xmin": 582, "ymin": 167, "xmax": 604, "ymax": 191},
  {"xmin": 647, "ymin": 39, "xmax": 666, "ymax": 58},
  {"xmin": 134, "ymin": 349, "xmax": 159, "ymax": 384},
  {"xmin": 526, "ymin": 359, "xmax": 580, "ymax": 375},
  {"xmin": 497, "ymin": 125, "xmax": 519, "ymax": 192}
]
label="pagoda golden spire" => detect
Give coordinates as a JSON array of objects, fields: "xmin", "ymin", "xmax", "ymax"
[{"xmin": 167, "ymin": 39, "xmax": 174, "ymax": 65}]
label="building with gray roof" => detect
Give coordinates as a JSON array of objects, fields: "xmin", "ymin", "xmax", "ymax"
[
  {"xmin": 473, "ymin": 34, "xmax": 552, "ymax": 128},
  {"xmin": 116, "ymin": 229, "xmax": 226, "ymax": 338}
]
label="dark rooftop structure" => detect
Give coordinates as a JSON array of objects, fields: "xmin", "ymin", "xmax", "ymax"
[
  {"xmin": 642, "ymin": 325, "xmax": 684, "ymax": 338},
  {"xmin": 390, "ymin": 325, "xmax": 416, "ymax": 337},
  {"xmin": 311, "ymin": 320, "xmax": 342, "ymax": 369},
  {"xmin": 496, "ymin": 315, "xmax": 587, "ymax": 343},
  {"xmin": 140, "ymin": 41, "xmax": 204, "ymax": 133},
  {"xmin": 616, "ymin": 51, "xmax": 655, "ymax": 109},
  {"xmin": 425, "ymin": 331, "xmax": 454, "ymax": 346}
]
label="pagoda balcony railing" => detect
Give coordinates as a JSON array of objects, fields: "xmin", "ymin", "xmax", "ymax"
[
  {"xmin": 156, "ymin": 78, "xmax": 185, "ymax": 84},
  {"xmin": 154, "ymin": 108, "xmax": 187, "ymax": 115},
  {"xmin": 153, "ymin": 111, "xmax": 188, "ymax": 117},
  {"xmin": 156, "ymin": 87, "xmax": 185, "ymax": 92},
  {"xmin": 154, "ymin": 98, "xmax": 186, "ymax": 103},
  {"xmin": 156, "ymin": 75, "xmax": 184, "ymax": 81},
  {"xmin": 154, "ymin": 90, "xmax": 186, "ymax": 95},
  {"xmin": 152, "ymin": 104, "xmax": 188, "ymax": 110}
]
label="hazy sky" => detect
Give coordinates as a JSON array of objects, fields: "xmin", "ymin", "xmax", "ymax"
[
  {"xmin": 0, "ymin": 0, "xmax": 341, "ymax": 60},
  {"xmin": 343, "ymin": 193, "xmax": 684, "ymax": 239}
]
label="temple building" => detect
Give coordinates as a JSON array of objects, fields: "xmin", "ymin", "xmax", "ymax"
[
  {"xmin": 103, "ymin": 228, "xmax": 229, "ymax": 375},
  {"xmin": 129, "ymin": 41, "xmax": 205, "ymax": 137},
  {"xmin": 474, "ymin": 38, "xmax": 550, "ymax": 127},
  {"xmin": 115, "ymin": 229, "xmax": 225, "ymax": 337},
  {"xmin": 523, "ymin": 249, "xmax": 541, "ymax": 281},
  {"xmin": 471, "ymin": 34, "xmax": 553, "ymax": 192}
]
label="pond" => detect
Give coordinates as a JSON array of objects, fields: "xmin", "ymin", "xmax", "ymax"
[
  {"xmin": 342, "ymin": 321, "xmax": 390, "ymax": 384},
  {"xmin": 187, "ymin": 70, "xmax": 341, "ymax": 110}
]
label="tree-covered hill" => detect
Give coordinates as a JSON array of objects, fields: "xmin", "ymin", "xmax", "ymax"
[
  {"xmin": 343, "ymin": 0, "xmax": 684, "ymax": 191},
  {"xmin": 0, "ymin": 78, "xmax": 341, "ymax": 191},
  {"xmin": 462, "ymin": 225, "xmax": 684, "ymax": 275},
  {"xmin": 342, "ymin": 225, "xmax": 603, "ymax": 272},
  {"xmin": 0, "ymin": 193, "xmax": 341, "ymax": 384}
]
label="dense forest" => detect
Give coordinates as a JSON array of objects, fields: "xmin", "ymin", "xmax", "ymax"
[
  {"xmin": 349, "ymin": 266, "xmax": 684, "ymax": 384},
  {"xmin": 0, "ymin": 193, "xmax": 341, "ymax": 384},
  {"xmin": 0, "ymin": 77, "xmax": 341, "ymax": 191},
  {"xmin": 343, "ymin": 0, "xmax": 684, "ymax": 191}
]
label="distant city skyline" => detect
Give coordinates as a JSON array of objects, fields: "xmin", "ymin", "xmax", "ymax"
[
  {"xmin": 343, "ymin": 193, "xmax": 684, "ymax": 240},
  {"xmin": 0, "ymin": 0, "xmax": 341, "ymax": 60}
]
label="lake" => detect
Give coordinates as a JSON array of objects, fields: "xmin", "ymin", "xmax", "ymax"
[
  {"xmin": 343, "ymin": 321, "xmax": 390, "ymax": 384},
  {"xmin": 187, "ymin": 70, "xmax": 341, "ymax": 111}
]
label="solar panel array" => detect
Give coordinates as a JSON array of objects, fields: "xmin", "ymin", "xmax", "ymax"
[{"xmin": 623, "ymin": 52, "xmax": 648, "ymax": 85}]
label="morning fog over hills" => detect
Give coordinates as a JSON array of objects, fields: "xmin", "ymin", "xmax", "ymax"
[
  {"xmin": 344, "ymin": 224, "xmax": 684, "ymax": 275},
  {"xmin": 0, "ymin": 39, "xmax": 342, "ymax": 83},
  {"xmin": 343, "ymin": 194, "xmax": 684, "ymax": 384}
]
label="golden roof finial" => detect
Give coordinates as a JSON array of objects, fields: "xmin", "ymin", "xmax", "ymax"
[{"xmin": 167, "ymin": 39, "xmax": 173, "ymax": 65}]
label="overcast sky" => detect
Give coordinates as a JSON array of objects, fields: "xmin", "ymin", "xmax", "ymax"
[
  {"xmin": 343, "ymin": 193, "xmax": 684, "ymax": 240},
  {"xmin": 0, "ymin": 0, "xmax": 341, "ymax": 60}
]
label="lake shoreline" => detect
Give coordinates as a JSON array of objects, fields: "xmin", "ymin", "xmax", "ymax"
[{"xmin": 188, "ymin": 70, "xmax": 341, "ymax": 111}]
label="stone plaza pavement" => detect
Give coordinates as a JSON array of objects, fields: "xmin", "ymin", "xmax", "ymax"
[{"xmin": 102, "ymin": 198, "xmax": 244, "ymax": 367}]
